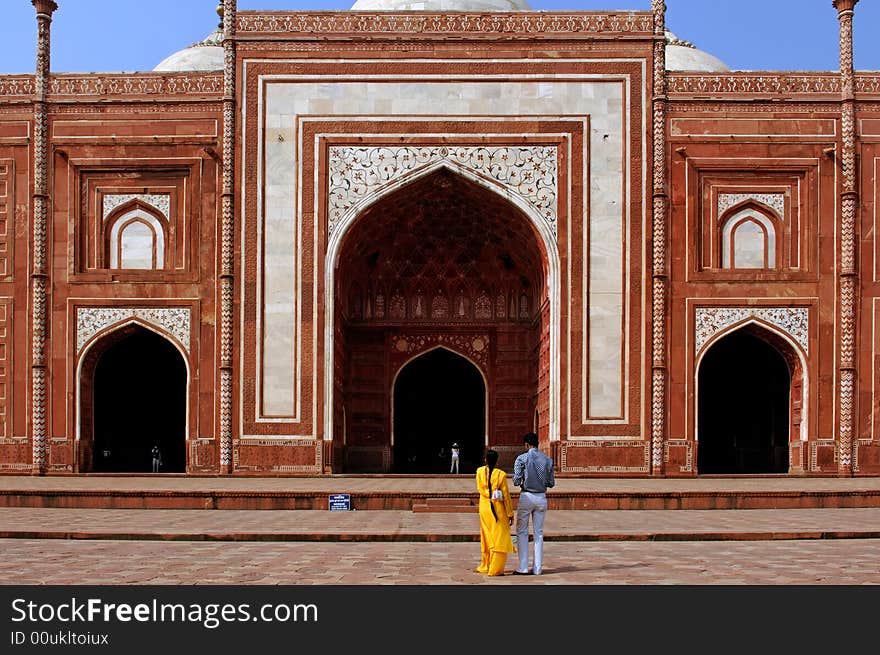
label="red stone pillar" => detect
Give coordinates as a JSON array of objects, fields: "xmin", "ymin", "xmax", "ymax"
[
  {"xmin": 219, "ymin": 0, "xmax": 237, "ymax": 474},
  {"xmin": 833, "ymin": 0, "xmax": 859, "ymax": 476},
  {"xmin": 650, "ymin": 0, "xmax": 668, "ymax": 477},
  {"xmin": 30, "ymin": 0, "xmax": 58, "ymax": 475}
]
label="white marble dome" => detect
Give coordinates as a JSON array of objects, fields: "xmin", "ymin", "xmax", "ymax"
[
  {"xmin": 153, "ymin": 29, "xmax": 224, "ymax": 72},
  {"xmin": 350, "ymin": 0, "xmax": 532, "ymax": 10},
  {"xmin": 665, "ymin": 30, "xmax": 729, "ymax": 72}
]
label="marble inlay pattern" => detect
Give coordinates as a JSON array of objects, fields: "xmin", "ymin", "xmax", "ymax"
[
  {"xmin": 102, "ymin": 194, "xmax": 170, "ymax": 221},
  {"xmin": 695, "ymin": 307, "xmax": 808, "ymax": 355},
  {"xmin": 391, "ymin": 333, "xmax": 490, "ymax": 368},
  {"xmin": 717, "ymin": 193, "xmax": 785, "ymax": 219},
  {"xmin": 328, "ymin": 145, "xmax": 557, "ymax": 238},
  {"xmin": 77, "ymin": 307, "xmax": 191, "ymax": 354}
]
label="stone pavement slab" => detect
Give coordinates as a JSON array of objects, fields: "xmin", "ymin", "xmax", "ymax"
[{"xmin": 3, "ymin": 507, "xmax": 880, "ymax": 541}]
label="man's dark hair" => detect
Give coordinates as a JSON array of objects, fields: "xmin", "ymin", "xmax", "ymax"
[{"xmin": 523, "ymin": 432, "xmax": 539, "ymax": 447}]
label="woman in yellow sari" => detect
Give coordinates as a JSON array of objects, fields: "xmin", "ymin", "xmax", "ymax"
[{"xmin": 475, "ymin": 449, "xmax": 515, "ymax": 576}]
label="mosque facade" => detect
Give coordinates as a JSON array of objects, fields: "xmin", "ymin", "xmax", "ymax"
[{"xmin": 1, "ymin": 0, "xmax": 879, "ymax": 477}]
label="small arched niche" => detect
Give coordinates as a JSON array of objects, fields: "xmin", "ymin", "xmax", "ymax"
[
  {"xmin": 105, "ymin": 201, "xmax": 168, "ymax": 270},
  {"xmin": 720, "ymin": 204, "xmax": 780, "ymax": 270}
]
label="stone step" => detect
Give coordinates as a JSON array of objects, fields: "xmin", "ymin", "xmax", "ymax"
[
  {"xmin": 424, "ymin": 497, "xmax": 479, "ymax": 507},
  {"xmin": 413, "ymin": 497, "xmax": 477, "ymax": 512},
  {"xmin": 412, "ymin": 504, "xmax": 478, "ymax": 513}
]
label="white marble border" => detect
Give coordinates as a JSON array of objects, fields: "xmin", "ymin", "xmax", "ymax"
[{"xmin": 244, "ymin": 62, "xmax": 642, "ymax": 441}]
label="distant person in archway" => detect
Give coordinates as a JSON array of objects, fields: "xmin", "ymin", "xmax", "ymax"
[
  {"xmin": 450, "ymin": 442, "xmax": 460, "ymax": 474},
  {"xmin": 475, "ymin": 449, "xmax": 515, "ymax": 576},
  {"xmin": 151, "ymin": 445, "xmax": 162, "ymax": 473}
]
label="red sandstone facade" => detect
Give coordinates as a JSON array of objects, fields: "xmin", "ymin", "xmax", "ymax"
[{"xmin": 1, "ymin": 1, "xmax": 878, "ymax": 477}]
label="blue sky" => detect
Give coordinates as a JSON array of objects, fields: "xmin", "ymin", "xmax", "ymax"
[{"xmin": 1, "ymin": 0, "xmax": 878, "ymax": 74}]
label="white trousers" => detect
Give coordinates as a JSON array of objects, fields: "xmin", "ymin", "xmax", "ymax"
[
  {"xmin": 450, "ymin": 457, "xmax": 459, "ymax": 473},
  {"xmin": 516, "ymin": 491, "xmax": 547, "ymax": 574}
]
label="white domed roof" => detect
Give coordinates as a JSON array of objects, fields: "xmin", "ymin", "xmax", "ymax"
[
  {"xmin": 665, "ymin": 30, "xmax": 729, "ymax": 72},
  {"xmin": 153, "ymin": 29, "xmax": 224, "ymax": 72},
  {"xmin": 351, "ymin": 0, "xmax": 531, "ymax": 10}
]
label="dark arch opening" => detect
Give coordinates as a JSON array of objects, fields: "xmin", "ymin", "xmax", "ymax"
[
  {"xmin": 393, "ymin": 348, "xmax": 485, "ymax": 474},
  {"xmin": 86, "ymin": 326, "xmax": 187, "ymax": 473},
  {"xmin": 697, "ymin": 329, "xmax": 790, "ymax": 474}
]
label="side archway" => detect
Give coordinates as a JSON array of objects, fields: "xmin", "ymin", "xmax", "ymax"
[
  {"xmin": 77, "ymin": 322, "xmax": 188, "ymax": 473},
  {"xmin": 696, "ymin": 321, "xmax": 805, "ymax": 474}
]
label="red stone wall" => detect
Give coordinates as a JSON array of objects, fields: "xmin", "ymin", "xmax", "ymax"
[
  {"xmin": 0, "ymin": 73, "xmax": 226, "ymax": 474},
  {"xmin": 1, "ymin": 14, "xmax": 877, "ymax": 477}
]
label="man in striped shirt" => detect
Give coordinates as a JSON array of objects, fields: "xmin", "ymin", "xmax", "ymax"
[{"xmin": 512, "ymin": 432, "xmax": 555, "ymax": 575}]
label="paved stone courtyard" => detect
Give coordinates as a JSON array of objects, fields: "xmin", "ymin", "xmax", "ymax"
[
  {"xmin": 4, "ymin": 537, "xmax": 879, "ymax": 585},
  {"xmin": 3, "ymin": 477, "xmax": 879, "ymax": 585}
]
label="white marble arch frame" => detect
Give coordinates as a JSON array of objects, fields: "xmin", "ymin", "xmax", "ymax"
[
  {"xmin": 388, "ymin": 345, "xmax": 490, "ymax": 450},
  {"xmin": 74, "ymin": 318, "xmax": 192, "ymax": 449},
  {"xmin": 694, "ymin": 317, "xmax": 809, "ymax": 444},
  {"xmin": 324, "ymin": 159, "xmax": 561, "ymax": 443}
]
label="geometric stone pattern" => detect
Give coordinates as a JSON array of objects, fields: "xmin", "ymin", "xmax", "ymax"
[
  {"xmin": 236, "ymin": 12, "xmax": 654, "ymax": 36},
  {"xmin": 0, "ymin": 74, "xmax": 223, "ymax": 98},
  {"xmin": 667, "ymin": 74, "xmax": 842, "ymax": 96},
  {"xmin": 328, "ymin": 145, "xmax": 558, "ymax": 238},
  {"xmin": 717, "ymin": 193, "xmax": 785, "ymax": 219},
  {"xmin": 102, "ymin": 194, "xmax": 170, "ymax": 221},
  {"xmin": 694, "ymin": 307, "xmax": 808, "ymax": 355},
  {"xmin": 76, "ymin": 307, "xmax": 191, "ymax": 355}
]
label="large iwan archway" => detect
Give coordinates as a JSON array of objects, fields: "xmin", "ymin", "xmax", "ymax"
[
  {"xmin": 78, "ymin": 324, "xmax": 187, "ymax": 473},
  {"xmin": 332, "ymin": 167, "xmax": 549, "ymax": 473},
  {"xmin": 697, "ymin": 324, "xmax": 803, "ymax": 474}
]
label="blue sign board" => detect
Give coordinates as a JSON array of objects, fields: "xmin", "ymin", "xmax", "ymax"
[{"xmin": 329, "ymin": 493, "xmax": 351, "ymax": 511}]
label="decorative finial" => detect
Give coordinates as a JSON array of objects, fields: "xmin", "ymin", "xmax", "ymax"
[{"xmin": 217, "ymin": 3, "xmax": 224, "ymax": 29}]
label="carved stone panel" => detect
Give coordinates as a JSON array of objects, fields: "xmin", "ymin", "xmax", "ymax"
[
  {"xmin": 328, "ymin": 145, "xmax": 558, "ymax": 238},
  {"xmin": 695, "ymin": 307, "xmax": 809, "ymax": 355},
  {"xmin": 76, "ymin": 307, "xmax": 191, "ymax": 355}
]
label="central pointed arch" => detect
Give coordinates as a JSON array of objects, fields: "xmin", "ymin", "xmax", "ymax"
[
  {"xmin": 327, "ymin": 163, "xmax": 557, "ymax": 472},
  {"xmin": 325, "ymin": 160, "xmax": 560, "ymax": 452}
]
